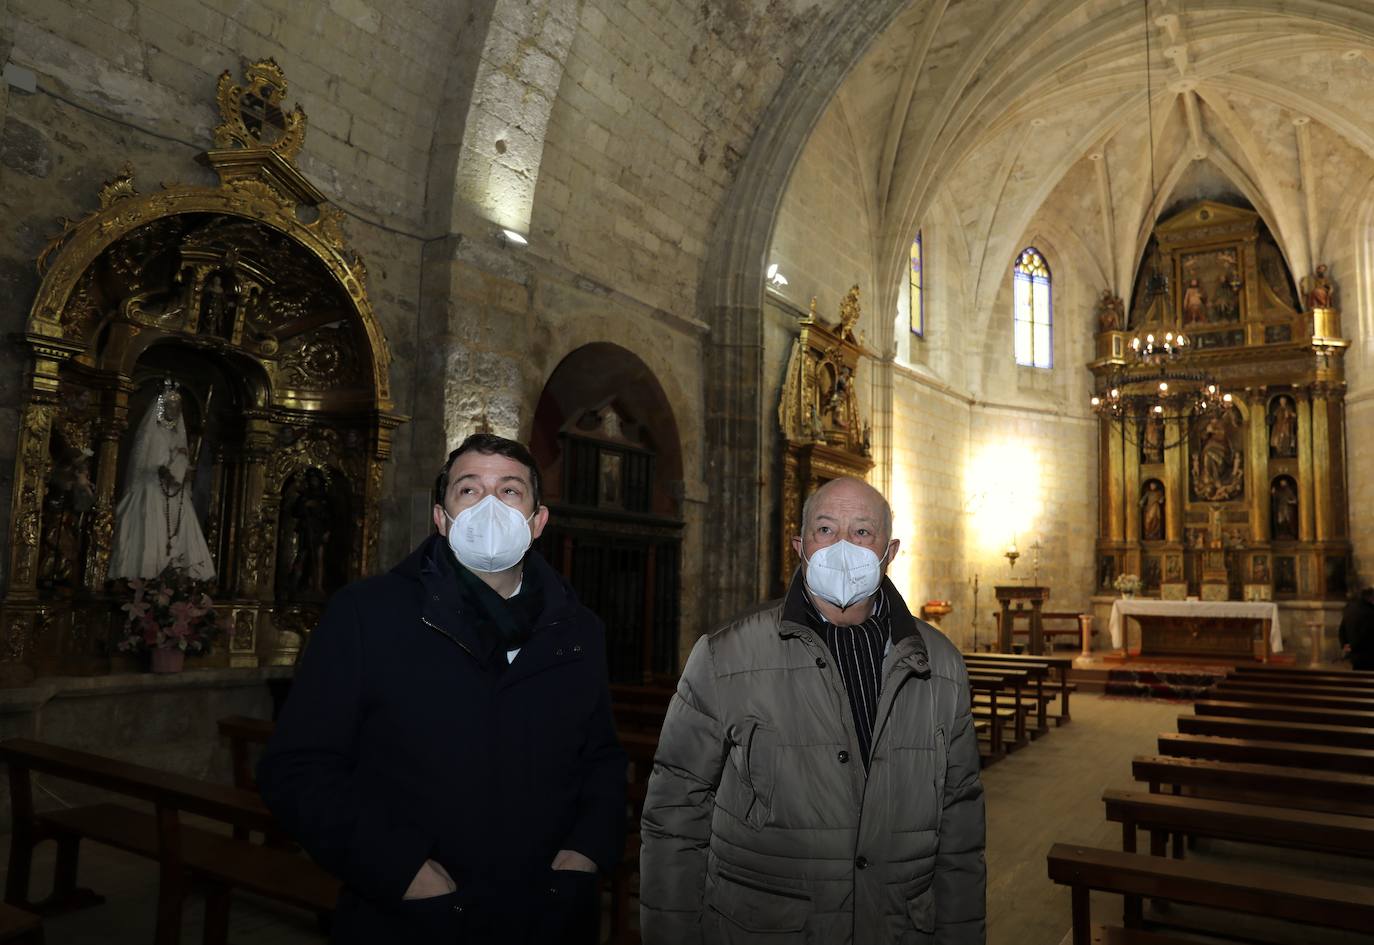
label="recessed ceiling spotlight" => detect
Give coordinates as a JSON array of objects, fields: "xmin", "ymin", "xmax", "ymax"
[{"xmin": 1343, "ymin": 49, "xmax": 1362, "ymax": 61}]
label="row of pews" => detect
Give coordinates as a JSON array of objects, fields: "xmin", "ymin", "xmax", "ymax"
[
  {"xmin": 0, "ymin": 718, "xmax": 335, "ymax": 945},
  {"xmin": 962, "ymin": 651, "xmax": 1076, "ymax": 767},
  {"xmin": 1047, "ymin": 662, "xmax": 1374, "ymax": 945}
]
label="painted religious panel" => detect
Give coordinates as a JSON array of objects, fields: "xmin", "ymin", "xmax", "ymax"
[
  {"xmin": 1189, "ymin": 405, "xmax": 1245, "ymax": 502},
  {"xmin": 1179, "ymin": 246, "xmax": 1244, "ymax": 326}
]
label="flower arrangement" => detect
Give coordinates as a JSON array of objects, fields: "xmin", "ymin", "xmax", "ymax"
[
  {"xmin": 1112, "ymin": 573, "xmax": 1142, "ymax": 596},
  {"xmin": 118, "ymin": 570, "xmax": 224, "ymax": 656}
]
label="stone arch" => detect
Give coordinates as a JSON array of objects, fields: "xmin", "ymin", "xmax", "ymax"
[
  {"xmin": 698, "ymin": 0, "xmax": 912, "ymax": 626},
  {"xmin": 530, "ymin": 342, "xmax": 687, "ymax": 680}
]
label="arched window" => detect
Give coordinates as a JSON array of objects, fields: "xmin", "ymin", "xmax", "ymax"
[
  {"xmin": 1013, "ymin": 246, "xmax": 1052, "ymax": 368},
  {"xmin": 909, "ymin": 230, "xmax": 924, "ymax": 337}
]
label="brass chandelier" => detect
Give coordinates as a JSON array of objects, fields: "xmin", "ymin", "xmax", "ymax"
[{"xmin": 1091, "ymin": 331, "xmax": 1229, "ymax": 452}]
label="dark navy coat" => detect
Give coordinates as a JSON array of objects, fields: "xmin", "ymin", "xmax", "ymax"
[{"xmin": 258, "ymin": 537, "xmax": 627, "ymax": 943}]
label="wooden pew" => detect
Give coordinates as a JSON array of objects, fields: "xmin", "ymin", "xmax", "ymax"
[
  {"xmin": 1213, "ymin": 682, "xmax": 1374, "ymax": 710},
  {"xmin": 0, "ymin": 738, "xmax": 338, "ymax": 945},
  {"xmin": 1132, "ymin": 754, "xmax": 1374, "ymax": 817},
  {"xmin": 0, "ymin": 906, "xmax": 41, "ymax": 944},
  {"xmin": 1157, "ymin": 732, "xmax": 1374, "ymax": 774},
  {"xmin": 609, "ymin": 684, "xmax": 676, "ymax": 709},
  {"xmin": 216, "ymin": 715, "xmax": 272, "ymax": 793},
  {"xmin": 964, "ymin": 657, "xmax": 1052, "ymax": 733},
  {"xmin": 964, "ymin": 651, "xmax": 1075, "ymax": 723},
  {"xmin": 1217, "ymin": 676, "xmax": 1374, "ymax": 700},
  {"xmin": 1046, "ymin": 843, "xmax": 1374, "ymax": 945},
  {"xmin": 1102, "ymin": 788, "xmax": 1374, "ymax": 860},
  {"xmin": 1176, "ymin": 713, "xmax": 1374, "ymax": 750},
  {"xmin": 1194, "ymin": 698, "xmax": 1374, "ymax": 729},
  {"xmin": 994, "ymin": 610, "xmax": 1091, "ymax": 654},
  {"xmin": 966, "ymin": 672, "xmax": 1020, "ymax": 758},
  {"xmin": 1229, "ymin": 664, "xmax": 1374, "ymax": 681},
  {"xmin": 1229, "ymin": 667, "xmax": 1374, "ymax": 691},
  {"xmin": 612, "ymin": 702, "xmax": 669, "ymax": 734}
]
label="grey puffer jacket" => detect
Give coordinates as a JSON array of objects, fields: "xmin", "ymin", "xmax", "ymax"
[{"xmin": 640, "ymin": 575, "xmax": 986, "ymax": 945}]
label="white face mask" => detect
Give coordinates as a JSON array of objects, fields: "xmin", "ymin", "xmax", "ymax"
[
  {"xmin": 802, "ymin": 540, "xmax": 890, "ymax": 609},
  {"xmin": 444, "ymin": 495, "xmax": 535, "ymax": 573}
]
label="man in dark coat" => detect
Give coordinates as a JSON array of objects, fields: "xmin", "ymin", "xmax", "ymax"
[
  {"xmin": 1340, "ymin": 586, "xmax": 1374, "ymax": 671},
  {"xmin": 258, "ymin": 434, "xmax": 627, "ymax": 944}
]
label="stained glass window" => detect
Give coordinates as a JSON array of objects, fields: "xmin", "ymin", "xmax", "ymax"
[
  {"xmin": 1013, "ymin": 246, "xmax": 1052, "ymax": 368},
  {"xmin": 909, "ymin": 231, "xmax": 924, "ymax": 337}
]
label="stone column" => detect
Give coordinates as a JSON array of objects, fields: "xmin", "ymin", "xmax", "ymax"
[{"xmin": 1296, "ymin": 392, "xmax": 1316, "ymax": 541}]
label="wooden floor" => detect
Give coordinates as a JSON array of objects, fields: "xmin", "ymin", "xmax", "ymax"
[{"xmin": 3, "ymin": 693, "xmax": 1370, "ymax": 944}]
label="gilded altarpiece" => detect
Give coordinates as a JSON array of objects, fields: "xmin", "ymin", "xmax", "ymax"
[
  {"xmin": 1092, "ymin": 201, "xmax": 1350, "ymax": 607},
  {"xmin": 2, "ymin": 61, "xmax": 406, "ymax": 676},
  {"xmin": 776, "ymin": 288, "xmax": 874, "ymax": 590}
]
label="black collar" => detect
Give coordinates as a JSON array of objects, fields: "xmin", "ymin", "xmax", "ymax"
[{"xmin": 780, "ymin": 567, "xmax": 921, "ymax": 646}]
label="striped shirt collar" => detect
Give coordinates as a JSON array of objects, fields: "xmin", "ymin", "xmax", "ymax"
[{"xmin": 799, "ymin": 584, "xmax": 889, "ymax": 637}]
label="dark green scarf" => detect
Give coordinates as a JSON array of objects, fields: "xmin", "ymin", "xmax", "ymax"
[{"xmin": 442, "ymin": 544, "xmax": 545, "ymax": 671}]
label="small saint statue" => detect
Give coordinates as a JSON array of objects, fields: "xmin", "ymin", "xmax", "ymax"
[
  {"xmin": 286, "ymin": 468, "xmax": 333, "ymax": 597},
  {"xmin": 1095, "ymin": 290, "xmax": 1123, "ymax": 332},
  {"xmin": 1268, "ymin": 395, "xmax": 1297, "ymax": 458},
  {"xmin": 1271, "ymin": 477, "xmax": 1299, "ymax": 541},
  {"xmin": 1304, "ymin": 263, "xmax": 1336, "ymax": 310},
  {"xmin": 1182, "ymin": 278, "xmax": 1207, "ymax": 324},
  {"xmin": 108, "ymin": 380, "xmax": 216, "ymax": 581},
  {"xmin": 1139, "ymin": 481, "xmax": 1165, "ymax": 541}
]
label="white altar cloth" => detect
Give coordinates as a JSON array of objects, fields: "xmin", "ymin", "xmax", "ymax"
[{"xmin": 1109, "ymin": 599, "xmax": 1283, "ymax": 653}]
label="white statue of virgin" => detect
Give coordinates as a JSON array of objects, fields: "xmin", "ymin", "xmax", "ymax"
[{"xmin": 108, "ymin": 381, "xmax": 217, "ymax": 581}]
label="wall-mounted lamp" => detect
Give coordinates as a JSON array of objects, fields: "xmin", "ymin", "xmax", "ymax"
[
  {"xmin": 766, "ymin": 263, "xmax": 789, "ymax": 287},
  {"xmin": 499, "ymin": 228, "xmax": 529, "ymax": 247}
]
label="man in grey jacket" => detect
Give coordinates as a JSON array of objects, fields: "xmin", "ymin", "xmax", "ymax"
[{"xmin": 641, "ymin": 476, "xmax": 986, "ymax": 944}]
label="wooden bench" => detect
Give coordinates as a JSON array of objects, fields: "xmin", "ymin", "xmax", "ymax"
[
  {"xmin": 1176, "ymin": 713, "xmax": 1374, "ymax": 750},
  {"xmin": 965, "ymin": 657, "xmax": 1052, "ymax": 733},
  {"xmin": 613, "ymin": 702, "xmax": 670, "ymax": 734},
  {"xmin": 1217, "ymin": 676, "xmax": 1374, "ymax": 699},
  {"xmin": 966, "ymin": 673, "xmax": 1020, "ymax": 757},
  {"xmin": 1157, "ymin": 732, "xmax": 1374, "ymax": 774},
  {"xmin": 994, "ymin": 610, "xmax": 1092, "ymax": 655},
  {"xmin": 1214, "ymin": 682, "xmax": 1374, "ymax": 710},
  {"xmin": 1193, "ymin": 698, "xmax": 1374, "ymax": 729},
  {"xmin": 964, "ymin": 651, "xmax": 1075, "ymax": 723},
  {"xmin": 1229, "ymin": 664, "xmax": 1374, "ymax": 681},
  {"xmin": 1132, "ymin": 754, "xmax": 1374, "ymax": 817},
  {"xmin": 0, "ymin": 906, "xmax": 41, "ymax": 944},
  {"xmin": 215, "ymin": 715, "xmax": 273, "ymax": 794},
  {"xmin": 1229, "ymin": 667, "xmax": 1374, "ymax": 691},
  {"xmin": 0, "ymin": 737, "xmax": 338, "ymax": 945},
  {"xmin": 1046, "ymin": 843, "xmax": 1374, "ymax": 945},
  {"xmin": 1102, "ymin": 787, "xmax": 1374, "ymax": 861}
]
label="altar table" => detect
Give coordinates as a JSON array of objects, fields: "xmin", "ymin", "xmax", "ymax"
[{"xmin": 1109, "ymin": 599, "xmax": 1283, "ymax": 659}]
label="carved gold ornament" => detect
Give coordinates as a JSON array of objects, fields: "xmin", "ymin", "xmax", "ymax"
[
  {"xmin": 3, "ymin": 59, "xmax": 406, "ymax": 676},
  {"xmin": 214, "ymin": 59, "xmax": 307, "ymax": 160}
]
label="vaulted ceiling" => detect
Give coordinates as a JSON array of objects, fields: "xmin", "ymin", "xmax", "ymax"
[{"xmin": 824, "ymin": 0, "xmax": 1374, "ymax": 318}]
